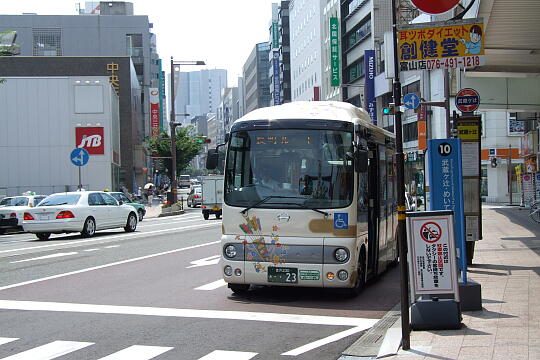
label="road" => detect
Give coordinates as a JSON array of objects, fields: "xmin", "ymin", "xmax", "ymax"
[{"xmin": 0, "ymin": 202, "xmax": 401, "ymax": 360}]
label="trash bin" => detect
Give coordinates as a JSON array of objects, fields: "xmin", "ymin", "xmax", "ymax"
[{"xmin": 166, "ymin": 191, "xmax": 174, "ymax": 204}]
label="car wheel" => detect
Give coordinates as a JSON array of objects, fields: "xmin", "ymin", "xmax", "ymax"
[
  {"xmin": 187, "ymin": 200, "xmax": 191, "ymax": 208},
  {"xmin": 124, "ymin": 213, "xmax": 137, "ymax": 232},
  {"xmin": 203, "ymin": 211, "xmax": 209, "ymax": 220},
  {"xmin": 137, "ymin": 208, "xmax": 144, "ymax": 222},
  {"xmin": 216, "ymin": 213, "xmax": 221, "ymax": 219},
  {"xmin": 36, "ymin": 232, "xmax": 51, "ymax": 240},
  {"xmin": 81, "ymin": 217, "xmax": 96, "ymax": 238},
  {"xmin": 0, "ymin": 229, "xmax": 5, "ymax": 235}
]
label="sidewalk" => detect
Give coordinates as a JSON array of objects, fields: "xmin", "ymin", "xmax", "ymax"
[{"xmin": 348, "ymin": 205, "xmax": 540, "ymax": 360}]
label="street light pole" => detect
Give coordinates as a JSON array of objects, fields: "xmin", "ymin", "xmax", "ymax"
[
  {"xmin": 168, "ymin": 57, "xmax": 206, "ymax": 203},
  {"xmin": 391, "ymin": 0, "xmax": 410, "ymax": 350}
]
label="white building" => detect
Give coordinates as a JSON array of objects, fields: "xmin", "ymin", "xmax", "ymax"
[
  {"xmin": 290, "ymin": 0, "xmax": 323, "ymax": 101},
  {"xmin": 0, "ymin": 76, "xmax": 121, "ymax": 196}
]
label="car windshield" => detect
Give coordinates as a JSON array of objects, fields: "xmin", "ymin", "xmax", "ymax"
[
  {"xmin": 195, "ymin": 188, "xmax": 202, "ymax": 194},
  {"xmin": 0, "ymin": 197, "xmax": 29, "ymax": 206},
  {"xmin": 39, "ymin": 194, "xmax": 81, "ymax": 206},
  {"xmin": 224, "ymin": 128, "xmax": 353, "ymax": 209}
]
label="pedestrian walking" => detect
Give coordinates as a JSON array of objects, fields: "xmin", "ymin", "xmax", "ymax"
[{"xmin": 147, "ymin": 185, "xmax": 153, "ymax": 206}]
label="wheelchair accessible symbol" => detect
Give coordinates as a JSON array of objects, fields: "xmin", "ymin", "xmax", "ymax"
[{"xmin": 334, "ymin": 213, "xmax": 348, "ymax": 229}]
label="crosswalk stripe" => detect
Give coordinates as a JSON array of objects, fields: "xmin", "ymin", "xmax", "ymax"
[
  {"xmin": 0, "ymin": 338, "xmax": 18, "ymax": 346},
  {"xmin": 195, "ymin": 279, "xmax": 227, "ymax": 291},
  {"xmin": 197, "ymin": 350, "xmax": 258, "ymax": 360},
  {"xmin": 96, "ymin": 345, "xmax": 173, "ymax": 359},
  {"xmin": 0, "ymin": 340, "xmax": 93, "ymax": 360}
]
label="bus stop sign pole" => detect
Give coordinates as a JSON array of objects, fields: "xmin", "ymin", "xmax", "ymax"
[{"xmin": 391, "ymin": 0, "xmax": 410, "ymax": 350}]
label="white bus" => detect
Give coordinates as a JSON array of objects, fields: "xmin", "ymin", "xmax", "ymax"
[{"xmin": 206, "ymin": 101, "xmax": 398, "ymax": 296}]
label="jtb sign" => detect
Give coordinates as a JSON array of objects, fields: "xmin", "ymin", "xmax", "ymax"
[
  {"xmin": 75, "ymin": 127, "xmax": 104, "ymax": 155},
  {"xmin": 428, "ymin": 139, "xmax": 467, "ymax": 280}
]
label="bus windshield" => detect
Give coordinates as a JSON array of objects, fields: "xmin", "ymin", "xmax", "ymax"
[{"xmin": 224, "ymin": 128, "xmax": 353, "ymax": 209}]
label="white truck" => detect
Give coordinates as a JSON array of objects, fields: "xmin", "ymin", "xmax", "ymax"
[{"xmin": 201, "ymin": 175, "xmax": 224, "ymax": 220}]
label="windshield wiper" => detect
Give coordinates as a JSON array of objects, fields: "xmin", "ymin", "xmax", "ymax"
[
  {"xmin": 240, "ymin": 196, "xmax": 303, "ymax": 215},
  {"xmin": 277, "ymin": 202, "xmax": 329, "ymax": 216}
]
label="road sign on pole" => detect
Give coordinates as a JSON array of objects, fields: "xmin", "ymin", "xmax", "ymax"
[
  {"xmin": 455, "ymin": 88, "xmax": 480, "ymax": 114},
  {"xmin": 70, "ymin": 148, "xmax": 89, "ymax": 191},
  {"xmin": 403, "ymin": 93, "xmax": 420, "ymax": 110}
]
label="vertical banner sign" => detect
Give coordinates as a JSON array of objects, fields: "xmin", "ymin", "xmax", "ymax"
[
  {"xmin": 455, "ymin": 115, "xmax": 482, "ymax": 242},
  {"xmin": 428, "ymin": 138, "xmax": 467, "ymax": 279},
  {"xmin": 272, "ymin": 51, "xmax": 281, "ymax": 106},
  {"xmin": 149, "ymin": 88, "xmax": 160, "ymax": 136},
  {"xmin": 272, "ymin": 21, "xmax": 279, "ymax": 48},
  {"xmin": 406, "ymin": 212, "xmax": 459, "ymax": 297},
  {"xmin": 158, "ymin": 59, "xmax": 165, "ymax": 133},
  {"xmin": 397, "ymin": 19, "xmax": 485, "ymax": 72},
  {"xmin": 330, "ymin": 17, "xmax": 340, "ymax": 87},
  {"xmin": 364, "ymin": 50, "xmax": 377, "ymax": 125},
  {"xmin": 417, "ymin": 104, "xmax": 427, "ymax": 150}
]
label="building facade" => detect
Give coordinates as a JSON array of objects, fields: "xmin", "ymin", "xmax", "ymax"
[
  {"xmin": 243, "ymin": 42, "xmax": 271, "ymax": 113},
  {"xmin": 269, "ymin": 1, "xmax": 292, "ymax": 105}
]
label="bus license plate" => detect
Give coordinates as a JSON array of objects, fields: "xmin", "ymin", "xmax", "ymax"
[{"xmin": 268, "ymin": 267, "xmax": 298, "ymax": 283}]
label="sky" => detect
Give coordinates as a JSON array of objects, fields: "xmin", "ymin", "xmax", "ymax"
[{"xmin": 3, "ymin": 0, "xmax": 277, "ymax": 87}]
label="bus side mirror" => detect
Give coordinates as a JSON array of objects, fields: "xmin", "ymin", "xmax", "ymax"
[
  {"xmin": 224, "ymin": 133, "xmax": 230, "ymax": 143},
  {"xmin": 206, "ymin": 149, "xmax": 219, "ymax": 169},
  {"xmin": 356, "ymin": 150, "xmax": 368, "ymax": 172}
]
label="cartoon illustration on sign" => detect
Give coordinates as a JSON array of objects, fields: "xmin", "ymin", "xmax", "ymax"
[
  {"xmin": 460, "ymin": 25, "xmax": 482, "ymax": 55},
  {"xmin": 239, "ymin": 217, "xmax": 289, "ymax": 272}
]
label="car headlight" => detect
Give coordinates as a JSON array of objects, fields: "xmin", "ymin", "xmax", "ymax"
[
  {"xmin": 334, "ymin": 248, "xmax": 349, "ymax": 262},
  {"xmin": 224, "ymin": 245, "xmax": 237, "ymax": 258}
]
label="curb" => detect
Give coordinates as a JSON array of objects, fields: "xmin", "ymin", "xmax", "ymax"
[
  {"xmin": 157, "ymin": 210, "xmax": 185, "ymax": 217},
  {"xmin": 340, "ymin": 304, "xmax": 401, "ymax": 359}
]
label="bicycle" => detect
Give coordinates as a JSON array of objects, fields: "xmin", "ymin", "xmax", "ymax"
[{"xmin": 529, "ymin": 200, "xmax": 540, "ymax": 223}]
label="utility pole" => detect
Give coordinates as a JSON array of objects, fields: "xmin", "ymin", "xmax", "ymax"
[
  {"xmin": 391, "ymin": 0, "xmax": 410, "ymax": 350},
  {"xmin": 170, "ymin": 57, "xmax": 178, "ymax": 203},
  {"xmin": 508, "ymin": 145, "xmax": 513, "ymax": 205}
]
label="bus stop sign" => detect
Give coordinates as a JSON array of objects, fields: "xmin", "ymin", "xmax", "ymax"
[
  {"xmin": 411, "ymin": 0, "xmax": 460, "ymax": 14},
  {"xmin": 456, "ymin": 88, "xmax": 480, "ymax": 114}
]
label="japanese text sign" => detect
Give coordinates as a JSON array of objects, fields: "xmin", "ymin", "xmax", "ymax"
[
  {"xmin": 428, "ymin": 139, "xmax": 467, "ymax": 276},
  {"xmin": 149, "ymin": 88, "xmax": 160, "ymax": 137},
  {"xmin": 407, "ymin": 212, "xmax": 459, "ymax": 296},
  {"xmin": 75, "ymin": 127, "xmax": 104, "ymax": 155},
  {"xmin": 330, "ymin": 17, "xmax": 340, "ymax": 87},
  {"xmin": 364, "ymin": 50, "xmax": 377, "ymax": 125},
  {"xmin": 273, "ymin": 51, "xmax": 281, "ymax": 106},
  {"xmin": 398, "ymin": 19, "xmax": 485, "ymax": 72}
]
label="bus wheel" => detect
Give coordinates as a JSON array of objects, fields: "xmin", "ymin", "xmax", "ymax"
[
  {"xmin": 347, "ymin": 252, "xmax": 366, "ymax": 297},
  {"xmin": 229, "ymin": 284, "xmax": 250, "ymax": 295}
]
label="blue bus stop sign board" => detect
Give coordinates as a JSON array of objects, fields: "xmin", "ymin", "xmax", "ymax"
[
  {"xmin": 428, "ymin": 138, "xmax": 467, "ymax": 281},
  {"xmin": 70, "ymin": 148, "xmax": 89, "ymax": 167},
  {"xmin": 403, "ymin": 93, "xmax": 420, "ymax": 110}
]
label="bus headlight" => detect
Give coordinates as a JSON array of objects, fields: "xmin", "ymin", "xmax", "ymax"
[
  {"xmin": 224, "ymin": 266, "xmax": 233, "ymax": 276},
  {"xmin": 338, "ymin": 270, "xmax": 349, "ymax": 281},
  {"xmin": 224, "ymin": 245, "xmax": 237, "ymax": 258},
  {"xmin": 334, "ymin": 248, "xmax": 349, "ymax": 262}
]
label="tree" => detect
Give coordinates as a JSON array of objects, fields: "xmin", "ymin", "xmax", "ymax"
[{"xmin": 146, "ymin": 125, "xmax": 203, "ymax": 180}]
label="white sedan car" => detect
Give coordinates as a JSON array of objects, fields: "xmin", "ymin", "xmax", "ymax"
[
  {"xmin": 0, "ymin": 194, "xmax": 47, "ymax": 234},
  {"xmin": 22, "ymin": 191, "xmax": 138, "ymax": 240}
]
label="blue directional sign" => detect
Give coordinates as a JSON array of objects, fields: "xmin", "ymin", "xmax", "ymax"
[
  {"xmin": 428, "ymin": 138, "xmax": 467, "ymax": 282},
  {"xmin": 403, "ymin": 93, "xmax": 420, "ymax": 110},
  {"xmin": 70, "ymin": 148, "xmax": 89, "ymax": 167}
]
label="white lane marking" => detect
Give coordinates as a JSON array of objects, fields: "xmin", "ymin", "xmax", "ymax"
[
  {"xmin": 0, "ymin": 300, "xmax": 379, "ymax": 327},
  {"xmin": 10, "ymin": 252, "xmax": 78, "ymax": 264},
  {"xmin": 0, "ymin": 241, "xmax": 220, "ymax": 291},
  {"xmin": 0, "ymin": 337, "xmax": 18, "ymax": 346},
  {"xmin": 186, "ymin": 255, "xmax": 221, "ymax": 268},
  {"xmin": 97, "ymin": 345, "xmax": 173, "ymax": 360},
  {"xmin": 281, "ymin": 326, "xmax": 366, "ymax": 356},
  {"xmin": 140, "ymin": 218, "xmax": 206, "ymax": 227},
  {"xmin": 197, "ymin": 350, "xmax": 258, "ymax": 360},
  {"xmin": 0, "ymin": 340, "xmax": 93, "ymax": 360},
  {"xmin": 83, "ymin": 249, "xmax": 100, "ymax": 252},
  {"xmin": 0, "ymin": 222, "xmax": 220, "ymax": 255},
  {"xmin": 104, "ymin": 245, "xmax": 120, "ymax": 249},
  {"xmin": 195, "ymin": 279, "xmax": 227, "ymax": 291}
]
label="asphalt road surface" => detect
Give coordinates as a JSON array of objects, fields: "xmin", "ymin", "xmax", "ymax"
[{"xmin": 0, "ymin": 205, "xmax": 401, "ymax": 360}]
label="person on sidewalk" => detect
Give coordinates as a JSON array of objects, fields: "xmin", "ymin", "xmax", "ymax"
[{"xmin": 146, "ymin": 186, "xmax": 153, "ymax": 207}]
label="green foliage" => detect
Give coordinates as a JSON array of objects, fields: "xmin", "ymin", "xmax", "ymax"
[{"xmin": 146, "ymin": 125, "xmax": 203, "ymax": 179}]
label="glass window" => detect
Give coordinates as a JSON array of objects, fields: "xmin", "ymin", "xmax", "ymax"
[
  {"xmin": 225, "ymin": 128, "xmax": 353, "ymax": 209},
  {"xmin": 0, "ymin": 197, "xmax": 29, "ymax": 206},
  {"xmin": 32, "ymin": 28, "xmax": 62, "ymax": 56},
  {"xmin": 33, "ymin": 196, "xmax": 46, "ymax": 206},
  {"xmin": 88, "ymin": 193, "xmax": 106, "ymax": 206},
  {"xmin": 101, "ymin": 193, "xmax": 119, "ymax": 206},
  {"xmin": 39, "ymin": 194, "xmax": 81, "ymax": 206}
]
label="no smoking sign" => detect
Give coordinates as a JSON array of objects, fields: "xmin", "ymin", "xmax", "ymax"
[{"xmin": 420, "ymin": 222, "xmax": 442, "ymax": 243}]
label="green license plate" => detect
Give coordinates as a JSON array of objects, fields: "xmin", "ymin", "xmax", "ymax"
[{"xmin": 268, "ymin": 267, "xmax": 298, "ymax": 283}]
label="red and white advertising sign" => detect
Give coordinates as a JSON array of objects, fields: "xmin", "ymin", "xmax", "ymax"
[
  {"xmin": 411, "ymin": 0, "xmax": 460, "ymax": 14},
  {"xmin": 407, "ymin": 213, "xmax": 459, "ymax": 297},
  {"xmin": 75, "ymin": 127, "xmax": 104, "ymax": 155},
  {"xmin": 149, "ymin": 88, "xmax": 160, "ymax": 137}
]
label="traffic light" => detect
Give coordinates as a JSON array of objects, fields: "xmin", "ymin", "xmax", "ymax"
[
  {"xmin": 196, "ymin": 136, "xmax": 211, "ymax": 144},
  {"xmin": 491, "ymin": 157, "xmax": 498, "ymax": 168},
  {"xmin": 382, "ymin": 103, "xmax": 396, "ymax": 115}
]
